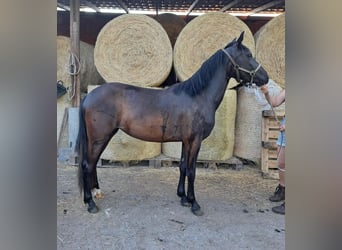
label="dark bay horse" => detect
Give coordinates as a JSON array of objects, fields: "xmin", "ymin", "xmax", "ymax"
[{"xmin": 76, "ymin": 31, "xmax": 269, "ymax": 215}]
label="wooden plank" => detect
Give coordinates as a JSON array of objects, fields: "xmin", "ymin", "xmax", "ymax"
[
  {"xmin": 268, "ymin": 119, "xmax": 281, "ymax": 128},
  {"xmin": 261, "ymin": 141, "xmax": 277, "ymax": 149},
  {"xmin": 262, "ymin": 109, "xmax": 285, "ymax": 117},
  {"xmin": 267, "ymin": 130, "xmax": 279, "ymax": 139},
  {"xmin": 57, "ymin": 107, "xmax": 68, "ymax": 153},
  {"xmin": 67, "ymin": 107, "xmax": 80, "ymax": 165},
  {"xmin": 267, "ymin": 150, "xmax": 278, "ymax": 160},
  {"xmin": 262, "ymin": 170, "xmax": 279, "ymax": 180}
]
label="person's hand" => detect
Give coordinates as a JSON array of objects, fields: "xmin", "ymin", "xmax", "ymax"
[
  {"xmin": 260, "ymin": 85, "xmax": 269, "ymax": 94},
  {"xmin": 279, "ymin": 124, "xmax": 285, "ymax": 132}
]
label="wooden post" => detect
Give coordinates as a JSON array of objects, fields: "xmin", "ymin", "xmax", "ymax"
[
  {"xmin": 68, "ymin": 0, "xmax": 81, "ymax": 164},
  {"xmin": 70, "ymin": 0, "xmax": 80, "ymax": 107}
]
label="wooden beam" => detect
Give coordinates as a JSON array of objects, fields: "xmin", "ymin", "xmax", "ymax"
[
  {"xmin": 220, "ymin": 0, "xmax": 239, "ymax": 12},
  {"xmin": 57, "ymin": 3, "xmax": 70, "ymax": 11},
  {"xmin": 186, "ymin": 0, "xmax": 201, "ymax": 16},
  {"xmin": 116, "ymin": 0, "xmax": 129, "ymax": 13},
  {"xmin": 249, "ymin": 0, "xmax": 284, "ymax": 14},
  {"xmin": 155, "ymin": 0, "xmax": 159, "ymax": 15},
  {"xmin": 70, "ymin": 0, "xmax": 81, "ymax": 107},
  {"xmin": 84, "ymin": 0, "xmax": 101, "ymax": 12}
]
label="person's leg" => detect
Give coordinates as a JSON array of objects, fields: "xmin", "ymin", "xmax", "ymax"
[
  {"xmin": 277, "ymin": 145, "xmax": 285, "ymax": 187},
  {"xmin": 271, "ymin": 132, "xmax": 286, "ymax": 215},
  {"xmin": 269, "ymin": 145, "xmax": 285, "ymax": 202}
]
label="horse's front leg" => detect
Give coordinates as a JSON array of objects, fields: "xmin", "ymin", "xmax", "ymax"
[
  {"xmin": 177, "ymin": 143, "xmax": 191, "ymax": 207},
  {"xmin": 186, "ymin": 140, "xmax": 203, "ymax": 216}
]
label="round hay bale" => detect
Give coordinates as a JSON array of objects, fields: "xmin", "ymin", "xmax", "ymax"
[
  {"xmin": 94, "ymin": 14, "xmax": 172, "ymax": 87},
  {"xmin": 234, "ymin": 79, "xmax": 285, "ymax": 164},
  {"xmin": 87, "ymin": 85, "xmax": 161, "ymax": 161},
  {"xmin": 174, "ymin": 12, "xmax": 255, "ymax": 85},
  {"xmin": 154, "ymin": 13, "xmax": 187, "ymax": 48},
  {"xmin": 57, "ymin": 36, "xmax": 104, "ymax": 93},
  {"xmin": 162, "ymin": 90, "xmax": 237, "ymax": 161},
  {"xmin": 255, "ymin": 13, "xmax": 285, "ymax": 88}
]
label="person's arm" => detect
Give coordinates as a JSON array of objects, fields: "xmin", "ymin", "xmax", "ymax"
[{"xmin": 260, "ymin": 86, "xmax": 285, "ymax": 107}]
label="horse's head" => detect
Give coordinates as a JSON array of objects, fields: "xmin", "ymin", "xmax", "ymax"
[{"xmin": 222, "ymin": 31, "xmax": 268, "ymax": 87}]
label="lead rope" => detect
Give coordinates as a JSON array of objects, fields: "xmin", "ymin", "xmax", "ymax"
[{"xmin": 66, "ymin": 52, "xmax": 81, "ymax": 101}]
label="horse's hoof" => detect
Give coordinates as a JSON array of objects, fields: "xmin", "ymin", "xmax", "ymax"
[
  {"xmin": 191, "ymin": 202, "xmax": 204, "ymax": 216},
  {"xmin": 87, "ymin": 205, "xmax": 99, "ymax": 213},
  {"xmin": 191, "ymin": 207, "xmax": 204, "ymax": 216},
  {"xmin": 180, "ymin": 197, "xmax": 191, "ymax": 207},
  {"xmin": 87, "ymin": 200, "xmax": 99, "ymax": 213}
]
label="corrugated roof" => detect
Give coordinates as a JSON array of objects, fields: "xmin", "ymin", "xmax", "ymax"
[{"xmin": 57, "ymin": 0, "xmax": 285, "ymax": 16}]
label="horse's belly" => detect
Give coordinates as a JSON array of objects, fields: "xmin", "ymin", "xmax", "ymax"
[{"xmin": 120, "ymin": 120, "xmax": 186, "ymax": 143}]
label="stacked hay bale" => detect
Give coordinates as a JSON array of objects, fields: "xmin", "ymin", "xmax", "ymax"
[
  {"xmin": 94, "ymin": 14, "xmax": 173, "ymax": 87},
  {"xmin": 255, "ymin": 13, "xmax": 285, "ymax": 88},
  {"xmin": 163, "ymin": 12, "xmax": 255, "ymax": 161},
  {"xmin": 92, "ymin": 14, "xmax": 173, "ymax": 161},
  {"xmin": 234, "ymin": 13, "xmax": 285, "ymax": 164},
  {"xmin": 57, "ymin": 36, "xmax": 103, "ymax": 142},
  {"xmin": 154, "ymin": 13, "xmax": 187, "ymax": 87},
  {"xmin": 154, "ymin": 13, "xmax": 187, "ymax": 48}
]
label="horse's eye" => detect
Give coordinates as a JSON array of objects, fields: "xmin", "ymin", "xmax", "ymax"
[{"xmin": 247, "ymin": 53, "xmax": 252, "ymax": 58}]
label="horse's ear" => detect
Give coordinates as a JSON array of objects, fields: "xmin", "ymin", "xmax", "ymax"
[{"xmin": 237, "ymin": 31, "xmax": 244, "ymax": 45}]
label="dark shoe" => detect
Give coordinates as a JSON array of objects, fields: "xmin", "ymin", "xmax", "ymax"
[
  {"xmin": 272, "ymin": 202, "xmax": 285, "ymax": 215},
  {"xmin": 269, "ymin": 184, "xmax": 285, "ymax": 202}
]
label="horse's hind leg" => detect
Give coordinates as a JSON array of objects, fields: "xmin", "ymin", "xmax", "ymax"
[
  {"xmin": 83, "ymin": 131, "xmax": 117, "ymax": 213},
  {"xmin": 82, "ymin": 109, "xmax": 119, "ymax": 213},
  {"xmin": 81, "ymin": 159, "xmax": 99, "ymax": 213},
  {"xmin": 91, "ymin": 168, "xmax": 104, "ymax": 199}
]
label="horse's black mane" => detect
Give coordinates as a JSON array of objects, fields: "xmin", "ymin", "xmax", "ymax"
[{"xmin": 172, "ymin": 40, "xmax": 235, "ymax": 97}]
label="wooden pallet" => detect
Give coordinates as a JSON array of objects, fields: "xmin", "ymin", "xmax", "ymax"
[
  {"xmin": 99, "ymin": 154, "xmax": 245, "ymax": 170},
  {"xmin": 261, "ymin": 109, "xmax": 285, "ymax": 179}
]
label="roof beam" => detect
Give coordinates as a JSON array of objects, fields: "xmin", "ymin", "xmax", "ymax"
[
  {"xmin": 155, "ymin": 0, "xmax": 159, "ymax": 15},
  {"xmin": 83, "ymin": 1, "xmax": 101, "ymax": 12},
  {"xmin": 57, "ymin": 3, "xmax": 70, "ymax": 11},
  {"xmin": 116, "ymin": 0, "xmax": 129, "ymax": 13},
  {"xmin": 186, "ymin": 0, "xmax": 201, "ymax": 16},
  {"xmin": 220, "ymin": 0, "xmax": 239, "ymax": 12},
  {"xmin": 249, "ymin": 0, "xmax": 284, "ymax": 14}
]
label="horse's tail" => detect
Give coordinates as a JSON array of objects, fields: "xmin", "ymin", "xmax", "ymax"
[{"xmin": 76, "ymin": 99, "xmax": 87, "ymax": 194}]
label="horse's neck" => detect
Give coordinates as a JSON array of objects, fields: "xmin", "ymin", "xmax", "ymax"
[{"xmin": 206, "ymin": 66, "xmax": 229, "ymax": 110}]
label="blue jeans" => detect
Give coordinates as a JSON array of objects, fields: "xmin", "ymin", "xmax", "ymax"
[{"xmin": 277, "ymin": 116, "xmax": 286, "ymax": 147}]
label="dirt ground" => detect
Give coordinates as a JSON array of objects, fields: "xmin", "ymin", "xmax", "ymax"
[{"xmin": 57, "ymin": 162, "xmax": 285, "ymax": 250}]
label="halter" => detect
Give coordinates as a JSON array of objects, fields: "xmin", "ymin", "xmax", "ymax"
[{"xmin": 222, "ymin": 49, "xmax": 261, "ymax": 85}]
